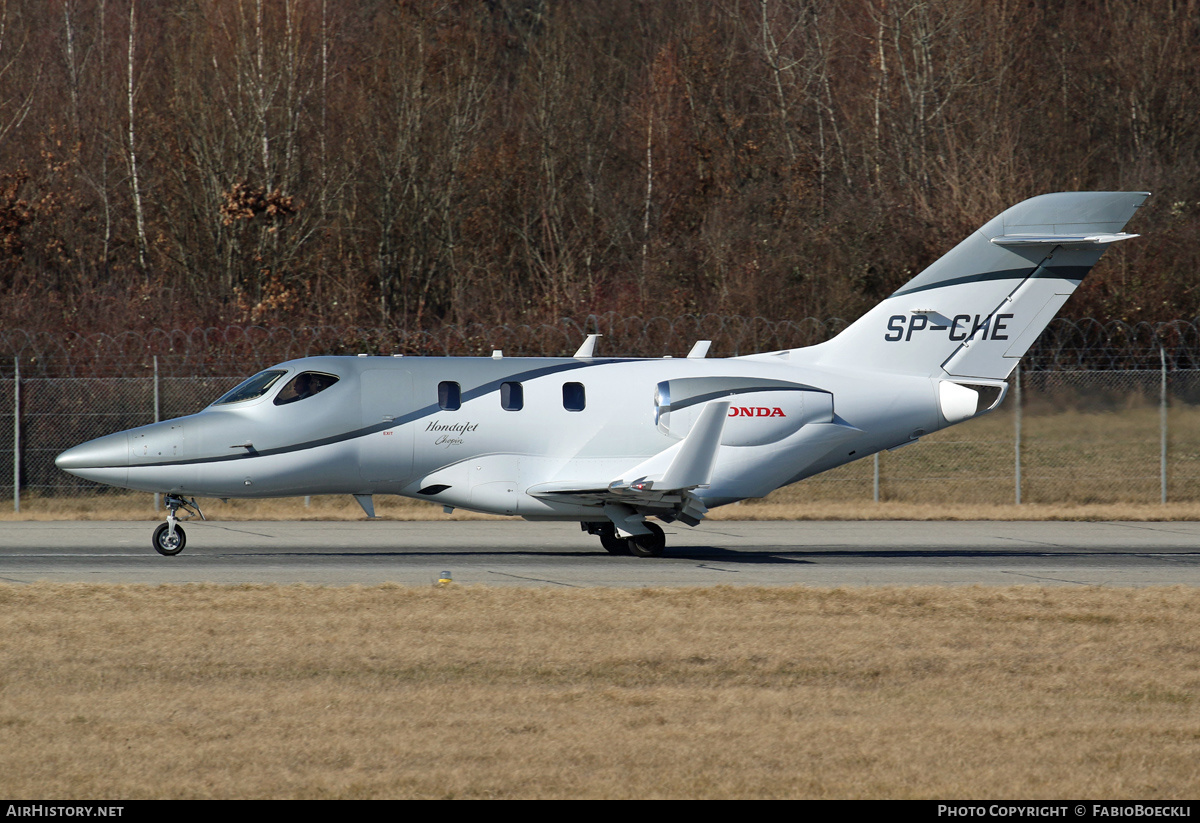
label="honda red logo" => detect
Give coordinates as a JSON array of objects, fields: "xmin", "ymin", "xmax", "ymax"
[{"xmin": 728, "ymin": 407, "xmax": 786, "ymax": 418}]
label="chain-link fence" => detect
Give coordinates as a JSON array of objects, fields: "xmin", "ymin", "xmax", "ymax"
[
  {"xmin": 796, "ymin": 367, "xmax": 1200, "ymax": 505},
  {"xmin": 6, "ymin": 361, "xmax": 1200, "ymax": 509},
  {"xmin": 12, "ymin": 373, "xmax": 243, "ymax": 505}
]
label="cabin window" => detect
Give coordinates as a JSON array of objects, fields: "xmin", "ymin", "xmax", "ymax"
[
  {"xmin": 438, "ymin": 381, "xmax": 461, "ymax": 411},
  {"xmin": 563, "ymin": 382, "xmax": 585, "ymax": 411},
  {"xmin": 500, "ymin": 381, "xmax": 523, "ymax": 411},
  {"xmin": 274, "ymin": 372, "xmax": 340, "ymax": 405},
  {"xmin": 212, "ymin": 370, "xmax": 288, "ymax": 406}
]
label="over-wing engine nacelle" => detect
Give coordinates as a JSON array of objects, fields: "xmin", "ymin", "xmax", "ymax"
[{"xmin": 654, "ymin": 377, "xmax": 835, "ymax": 446}]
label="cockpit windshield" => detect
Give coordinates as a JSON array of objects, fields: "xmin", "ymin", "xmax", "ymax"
[
  {"xmin": 274, "ymin": 372, "xmax": 339, "ymax": 405},
  {"xmin": 211, "ymin": 370, "xmax": 288, "ymax": 406}
]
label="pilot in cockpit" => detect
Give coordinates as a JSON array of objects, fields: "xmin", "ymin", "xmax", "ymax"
[{"xmin": 274, "ymin": 372, "xmax": 338, "ymax": 405}]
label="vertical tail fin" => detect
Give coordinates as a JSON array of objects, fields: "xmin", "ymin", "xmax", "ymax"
[{"xmin": 812, "ymin": 192, "xmax": 1150, "ymax": 380}]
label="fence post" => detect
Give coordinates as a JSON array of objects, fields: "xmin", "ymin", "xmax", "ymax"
[
  {"xmin": 12, "ymin": 357, "xmax": 19, "ymax": 513},
  {"xmin": 873, "ymin": 452, "xmax": 880, "ymax": 503},
  {"xmin": 1161, "ymin": 345, "xmax": 1168, "ymax": 504},
  {"xmin": 154, "ymin": 355, "xmax": 160, "ymax": 512},
  {"xmin": 1014, "ymin": 364, "xmax": 1022, "ymax": 505}
]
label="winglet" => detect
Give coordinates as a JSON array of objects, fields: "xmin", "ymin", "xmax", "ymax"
[
  {"xmin": 656, "ymin": 400, "xmax": 730, "ymax": 489},
  {"xmin": 609, "ymin": 400, "xmax": 731, "ymax": 491}
]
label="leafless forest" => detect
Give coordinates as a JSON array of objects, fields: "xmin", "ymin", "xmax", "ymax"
[{"xmin": 0, "ymin": 0, "xmax": 1197, "ymax": 342}]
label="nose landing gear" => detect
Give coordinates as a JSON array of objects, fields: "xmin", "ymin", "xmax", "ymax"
[{"xmin": 152, "ymin": 495, "xmax": 205, "ymax": 556}]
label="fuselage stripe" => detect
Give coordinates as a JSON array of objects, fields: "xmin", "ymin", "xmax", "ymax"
[{"xmin": 888, "ymin": 265, "xmax": 1088, "ymax": 299}]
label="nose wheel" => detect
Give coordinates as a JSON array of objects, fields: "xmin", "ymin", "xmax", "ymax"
[
  {"xmin": 153, "ymin": 522, "xmax": 186, "ymax": 556},
  {"xmin": 153, "ymin": 494, "xmax": 204, "ymax": 556}
]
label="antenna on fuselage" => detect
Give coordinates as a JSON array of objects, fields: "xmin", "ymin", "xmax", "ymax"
[
  {"xmin": 573, "ymin": 334, "xmax": 601, "ymax": 358},
  {"xmin": 353, "ymin": 494, "xmax": 376, "ymax": 519}
]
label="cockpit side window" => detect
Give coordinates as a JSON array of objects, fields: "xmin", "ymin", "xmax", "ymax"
[
  {"xmin": 212, "ymin": 370, "xmax": 288, "ymax": 406},
  {"xmin": 274, "ymin": 372, "xmax": 340, "ymax": 405}
]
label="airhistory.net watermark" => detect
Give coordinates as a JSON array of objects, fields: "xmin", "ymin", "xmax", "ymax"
[{"xmin": 6, "ymin": 807, "xmax": 123, "ymax": 817}]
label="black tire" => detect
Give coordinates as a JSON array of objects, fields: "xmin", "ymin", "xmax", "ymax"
[
  {"xmin": 627, "ymin": 522, "xmax": 665, "ymax": 558},
  {"xmin": 600, "ymin": 532, "xmax": 631, "ymax": 555},
  {"xmin": 152, "ymin": 522, "xmax": 186, "ymax": 556}
]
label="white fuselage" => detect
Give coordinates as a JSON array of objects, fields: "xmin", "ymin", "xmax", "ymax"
[
  {"xmin": 53, "ymin": 191, "xmax": 1148, "ymax": 555},
  {"xmin": 56, "ymin": 351, "xmax": 964, "ymax": 520}
]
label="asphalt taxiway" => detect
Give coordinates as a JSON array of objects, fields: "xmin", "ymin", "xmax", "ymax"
[{"xmin": 2, "ymin": 520, "xmax": 1199, "ymax": 587}]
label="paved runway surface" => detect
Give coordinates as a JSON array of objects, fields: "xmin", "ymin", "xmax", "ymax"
[{"xmin": 2, "ymin": 520, "xmax": 1200, "ymax": 587}]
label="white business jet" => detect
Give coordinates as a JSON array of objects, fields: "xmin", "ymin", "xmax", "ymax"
[{"xmin": 56, "ymin": 192, "xmax": 1148, "ymax": 557}]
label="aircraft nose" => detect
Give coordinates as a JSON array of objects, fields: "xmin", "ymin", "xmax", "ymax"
[{"xmin": 55, "ymin": 431, "xmax": 130, "ymax": 474}]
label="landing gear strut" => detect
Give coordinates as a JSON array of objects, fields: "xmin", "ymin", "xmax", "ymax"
[{"xmin": 153, "ymin": 495, "xmax": 204, "ymax": 556}]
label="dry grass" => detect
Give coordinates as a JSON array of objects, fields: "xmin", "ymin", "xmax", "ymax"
[
  {"xmin": 0, "ymin": 493, "xmax": 507, "ymax": 522},
  {"xmin": 1, "ymin": 583, "xmax": 1199, "ymax": 799},
  {"xmin": 710, "ymin": 500, "xmax": 1200, "ymax": 521}
]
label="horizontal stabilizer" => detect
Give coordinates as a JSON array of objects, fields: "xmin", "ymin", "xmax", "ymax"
[{"xmin": 991, "ymin": 233, "xmax": 1138, "ymax": 247}]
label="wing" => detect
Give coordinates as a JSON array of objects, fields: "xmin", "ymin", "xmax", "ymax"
[{"xmin": 527, "ymin": 400, "xmax": 729, "ymax": 529}]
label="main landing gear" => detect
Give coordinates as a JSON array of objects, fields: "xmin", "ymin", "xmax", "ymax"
[
  {"xmin": 586, "ymin": 522, "xmax": 667, "ymax": 558},
  {"xmin": 152, "ymin": 494, "xmax": 204, "ymax": 556}
]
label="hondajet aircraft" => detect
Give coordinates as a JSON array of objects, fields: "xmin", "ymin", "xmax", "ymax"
[{"xmin": 57, "ymin": 191, "xmax": 1148, "ymax": 557}]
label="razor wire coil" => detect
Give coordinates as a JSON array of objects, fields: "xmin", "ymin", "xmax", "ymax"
[{"xmin": 2, "ymin": 316, "xmax": 1197, "ymax": 377}]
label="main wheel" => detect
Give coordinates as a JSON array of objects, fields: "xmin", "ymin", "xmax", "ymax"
[
  {"xmin": 626, "ymin": 522, "xmax": 666, "ymax": 558},
  {"xmin": 152, "ymin": 522, "xmax": 186, "ymax": 556},
  {"xmin": 600, "ymin": 532, "xmax": 631, "ymax": 555}
]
